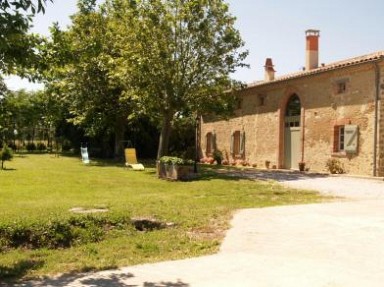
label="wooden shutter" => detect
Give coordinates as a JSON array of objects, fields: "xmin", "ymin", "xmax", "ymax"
[
  {"xmin": 240, "ymin": 131, "xmax": 245, "ymax": 155},
  {"xmin": 333, "ymin": 126, "xmax": 339, "ymax": 152},
  {"xmin": 344, "ymin": 125, "xmax": 358, "ymax": 153},
  {"xmin": 212, "ymin": 131, "xmax": 216, "ymax": 151},
  {"xmin": 230, "ymin": 132, "xmax": 234, "ymax": 154},
  {"xmin": 206, "ymin": 133, "xmax": 210, "ymax": 155}
]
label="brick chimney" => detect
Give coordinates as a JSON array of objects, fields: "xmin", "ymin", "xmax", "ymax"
[
  {"xmin": 305, "ymin": 29, "xmax": 320, "ymax": 70},
  {"xmin": 264, "ymin": 58, "xmax": 275, "ymax": 81}
]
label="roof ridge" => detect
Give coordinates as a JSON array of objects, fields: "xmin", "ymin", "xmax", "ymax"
[
  {"xmin": 324, "ymin": 50, "xmax": 384, "ymax": 67},
  {"xmin": 247, "ymin": 50, "xmax": 384, "ymax": 88}
]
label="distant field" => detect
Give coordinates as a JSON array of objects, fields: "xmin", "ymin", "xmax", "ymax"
[{"xmin": 0, "ymin": 154, "xmax": 324, "ymax": 281}]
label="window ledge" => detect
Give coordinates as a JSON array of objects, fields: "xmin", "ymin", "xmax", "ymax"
[{"xmin": 331, "ymin": 151, "xmax": 347, "ymax": 158}]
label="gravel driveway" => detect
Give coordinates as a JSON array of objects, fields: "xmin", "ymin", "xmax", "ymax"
[
  {"xmin": 9, "ymin": 171, "xmax": 384, "ymax": 287},
  {"xmin": 219, "ymin": 169, "xmax": 384, "ymax": 200}
]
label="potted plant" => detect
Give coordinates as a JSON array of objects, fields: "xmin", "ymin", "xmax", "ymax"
[
  {"xmin": 298, "ymin": 161, "xmax": 306, "ymax": 172},
  {"xmin": 158, "ymin": 156, "xmax": 195, "ymax": 181},
  {"xmin": 213, "ymin": 150, "xmax": 223, "ymax": 165}
]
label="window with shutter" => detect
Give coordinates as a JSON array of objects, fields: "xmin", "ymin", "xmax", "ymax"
[
  {"xmin": 332, "ymin": 125, "xmax": 359, "ymax": 154},
  {"xmin": 333, "ymin": 125, "xmax": 345, "ymax": 152},
  {"xmin": 206, "ymin": 132, "xmax": 214, "ymax": 156},
  {"xmin": 344, "ymin": 125, "xmax": 358, "ymax": 153},
  {"xmin": 233, "ymin": 131, "xmax": 241, "ymax": 155},
  {"xmin": 240, "ymin": 131, "xmax": 245, "ymax": 155},
  {"xmin": 230, "ymin": 133, "xmax": 234, "ymax": 154},
  {"xmin": 339, "ymin": 126, "xmax": 345, "ymax": 151},
  {"xmin": 230, "ymin": 131, "xmax": 243, "ymax": 158}
]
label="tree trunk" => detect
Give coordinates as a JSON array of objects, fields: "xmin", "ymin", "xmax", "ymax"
[
  {"xmin": 114, "ymin": 116, "xmax": 126, "ymax": 160},
  {"xmin": 101, "ymin": 135, "xmax": 112, "ymax": 158},
  {"xmin": 157, "ymin": 111, "xmax": 173, "ymax": 159}
]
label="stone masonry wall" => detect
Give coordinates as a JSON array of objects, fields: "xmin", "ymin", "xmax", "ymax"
[
  {"xmin": 378, "ymin": 63, "xmax": 384, "ymax": 177},
  {"xmin": 201, "ymin": 60, "xmax": 383, "ymax": 176},
  {"xmin": 303, "ymin": 64, "xmax": 376, "ymax": 175}
]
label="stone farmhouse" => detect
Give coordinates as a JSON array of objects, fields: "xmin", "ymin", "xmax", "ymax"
[{"xmin": 200, "ymin": 30, "xmax": 384, "ymax": 177}]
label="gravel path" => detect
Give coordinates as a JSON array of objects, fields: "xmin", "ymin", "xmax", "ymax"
[
  {"xmin": 282, "ymin": 176, "xmax": 384, "ymax": 199},
  {"xmin": 8, "ymin": 171, "xmax": 384, "ymax": 287}
]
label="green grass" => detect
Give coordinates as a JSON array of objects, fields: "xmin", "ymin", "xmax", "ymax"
[{"xmin": 0, "ymin": 154, "xmax": 325, "ymax": 281}]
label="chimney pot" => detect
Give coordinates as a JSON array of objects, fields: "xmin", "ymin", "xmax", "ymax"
[
  {"xmin": 264, "ymin": 58, "xmax": 275, "ymax": 81},
  {"xmin": 305, "ymin": 29, "xmax": 320, "ymax": 70}
]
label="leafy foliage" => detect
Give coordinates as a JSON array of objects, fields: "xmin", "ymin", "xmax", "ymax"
[
  {"xmin": 106, "ymin": 0, "xmax": 248, "ymax": 158},
  {"xmin": 0, "ymin": 0, "xmax": 52, "ymax": 74},
  {"xmin": 5, "ymin": 89, "xmax": 65, "ymax": 149},
  {"xmin": 326, "ymin": 158, "xmax": 345, "ymax": 174},
  {"xmin": 213, "ymin": 150, "xmax": 223, "ymax": 164},
  {"xmin": 35, "ymin": 0, "xmax": 248, "ymax": 158},
  {"xmin": 0, "ymin": 214, "xmax": 132, "ymax": 250},
  {"xmin": 0, "ymin": 0, "xmax": 51, "ymax": 15},
  {"xmin": 0, "ymin": 144, "xmax": 13, "ymax": 169},
  {"xmin": 159, "ymin": 156, "xmax": 194, "ymax": 165},
  {"xmin": 37, "ymin": 1, "xmax": 132, "ymax": 157}
]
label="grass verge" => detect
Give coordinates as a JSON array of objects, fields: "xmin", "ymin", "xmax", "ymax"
[{"xmin": 0, "ymin": 154, "xmax": 326, "ymax": 281}]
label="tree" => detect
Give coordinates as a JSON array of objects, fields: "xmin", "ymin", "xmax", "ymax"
[
  {"xmin": 0, "ymin": 78, "xmax": 10, "ymax": 145},
  {"xmin": 1, "ymin": 0, "xmax": 53, "ymax": 74},
  {"xmin": 2, "ymin": 88, "xmax": 65, "ymax": 152},
  {"xmin": 106, "ymin": 0, "xmax": 248, "ymax": 158},
  {"xmin": 37, "ymin": 0, "xmax": 132, "ymax": 158},
  {"xmin": 0, "ymin": 144, "xmax": 13, "ymax": 169}
]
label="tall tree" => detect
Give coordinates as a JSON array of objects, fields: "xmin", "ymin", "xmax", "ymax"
[
  {"xmin": 5, "ymin": 89, "xmax": 64, "ymax": 147},
  {"xmin": 38, "ymin": 0, "xmax": 131, "ymax": 157},
  {"xmin": 0, "ymin": 0, "xmax": 52, "ymax": 74},
  {"xmin": 0, "ymin": 78, "xmax": 9, "ymax": 145},
  {"xmin": 107, "ymin": 0, "xmax": 248, "ymax": 158}
]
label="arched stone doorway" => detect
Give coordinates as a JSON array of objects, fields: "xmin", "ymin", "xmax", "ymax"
[{"xmin": 284, "ymin": 94, "xmax": 301, "ymax": 169}]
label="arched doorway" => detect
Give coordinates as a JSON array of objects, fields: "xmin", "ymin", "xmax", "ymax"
[{"xmin": 284, "ymin": 94, "xmax": 301, "ymax": 169}]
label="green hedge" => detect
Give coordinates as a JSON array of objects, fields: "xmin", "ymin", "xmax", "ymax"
[
  {"xmin": 0, "ymin": 214, "xmax": 133, "ymax": 250},
  {"xmin": 159, "ymin": 156, "xmax": 194, "ymax": 165}
]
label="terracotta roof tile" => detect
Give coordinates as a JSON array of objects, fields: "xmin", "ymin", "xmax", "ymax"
[{"xmin": 247, "ymin": 51, "xmax": 384, "ymax": 88}]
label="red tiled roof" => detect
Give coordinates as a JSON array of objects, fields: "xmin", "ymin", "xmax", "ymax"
[{"xmin": 247, "ymin": 51, "xmax": 384, "ymax": 88}]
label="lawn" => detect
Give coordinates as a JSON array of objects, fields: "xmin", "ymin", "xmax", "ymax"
[{"xmin": 0, "ymin": 153, "xmax": 324, "ymax": 281}]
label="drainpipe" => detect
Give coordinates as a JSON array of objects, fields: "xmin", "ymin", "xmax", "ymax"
[{"xmin": 373, "ymin": 61, "xmax": 380, "ymax": 177}]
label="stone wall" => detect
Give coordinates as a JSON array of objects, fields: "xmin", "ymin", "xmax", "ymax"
[
  {"xmin": 201, "ymin": 60, "xmax": 384, "ymax": 176},
  {"xmin": 378, "ymin": 63, "xmax": 384, "ymax": 176}
]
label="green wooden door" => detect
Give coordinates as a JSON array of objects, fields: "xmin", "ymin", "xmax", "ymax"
[
  {"xmin": 285, "ymin": 126, "xmax": 301, "ymax": 169},
  {"xmin": 284, "ymin": 94, "xmax": 301, "ymax": 169}
]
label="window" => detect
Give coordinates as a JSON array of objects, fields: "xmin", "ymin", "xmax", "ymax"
[
  {"xmin": 206, "ymin": 132, "xmax": 215, "ymax": 156},
  {"xmin": 337, "ymin": 82, "xmax": 347, "ymax": 94},
  {"xmin": 285, "ymin": 94, "xmax": 301, "ymax": 128},
  {"xmin": 258, "ymin": 94, "xmax": 266, "ymax": 106},
  {"xmin": 230, "ymin": 131, "xmax": 245, "ymax": 157},
  {"xmin": 338, "ymin": 126, "xmax": 345, "ymax": 151},
  {"xmin": 285, "ymin": 95, "xmax": 301, "ymax": 117},
  {"xmin": 232, "ymin": 131, "xmax": 241, "ymax": 155},
  {"xmin": 333, "ymin": 78, "xmax": 349, "ymax": 95},
  {"xmin": 333, "ymin": 125, "xmax": 359, "ymax": 154},
  {"xmin": 333, "ymin": 125, "xmax": 345, "ymax": 153}
]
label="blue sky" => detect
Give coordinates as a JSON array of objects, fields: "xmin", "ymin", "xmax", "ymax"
[{"xmin": 4, "ymin": 0, "xmax": 384, "ymax": 90}]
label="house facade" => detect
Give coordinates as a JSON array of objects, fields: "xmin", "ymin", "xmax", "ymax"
[{"xmin": 200, "ymin": 30, "xmax": 384, "ymax": 177}]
